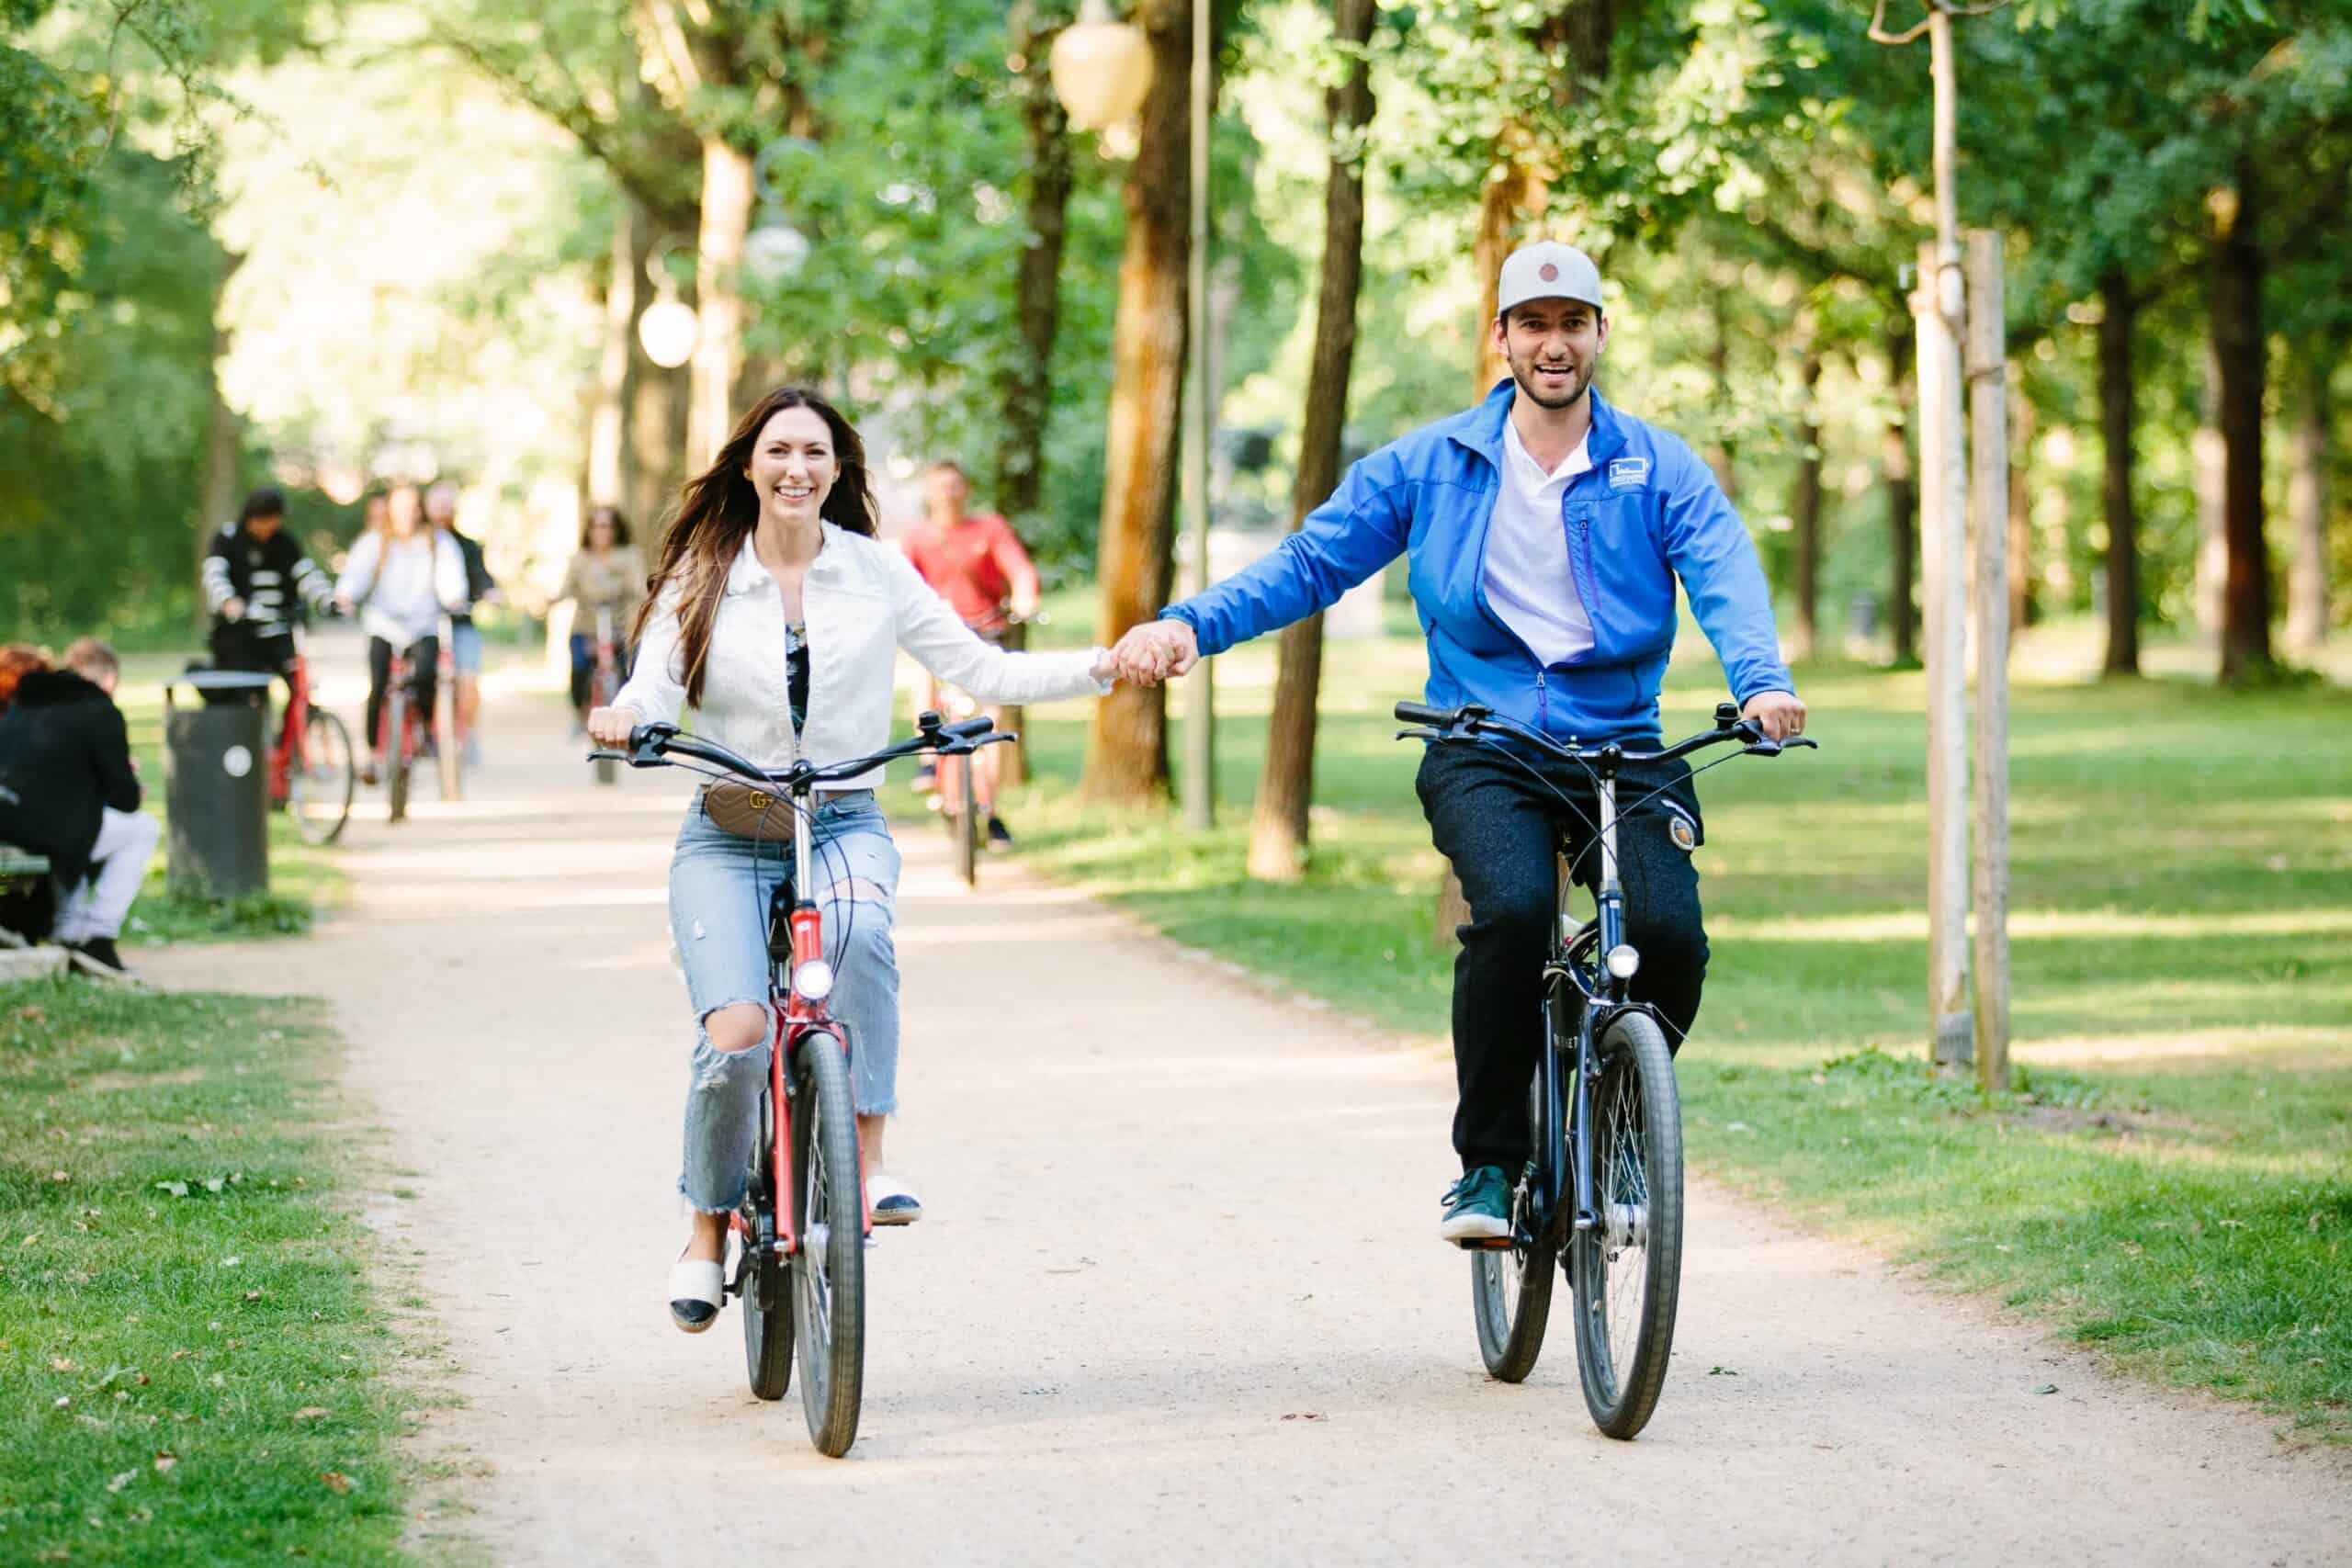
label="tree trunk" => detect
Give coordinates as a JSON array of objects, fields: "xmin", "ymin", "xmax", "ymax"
[
  {"xmin": 2098, "ymin": 271, "xmax": 2141, "ymax": 677},
  {"xmin": 2287, "ymin": 347, "xmax": 2333, "ymax": 650},
  {"xmin": 689, "ymin": 137, "xmax": 754, "ymax": 468},
  {"xmin": 1245, "ymin": 0, "xmax": 1376, "ymax": 884},
  {"xmin": 1790, "ymin": 339, "xmax": 1824, "ymax": 662},
  {"xmin": 998, "ymin": 6, "xmax": 1073, "ymax": 527},
  {"xmin": 2193, "ymin": 340, "xmax": 2227, "ymax": 642},
  {"xmin": 1471, "ymin": 153, "xmax": 1533, "ymax": 395},
  {"xmin": 1883, "ymin": 318, "xmax": 1918, "ymax": 665},
  {"xmin": 626, "ymin": 199, "xmax": 691, "ymax": 535},
  {"xmin": 1708, "ymin": 284, "xmax": 1737, "ymax": 499},
  {"xmin": 196, "ymin": 250, "xmax": 248, "ymax": 632},
  {"xmin": 2212, "ymin": 167, "xmax": 2271, "ymax": 682},
  {"xmin": 1080, "ymin": 0, "xmax": 1193, "ymax": 805},
  {"xmin": 587, "ymin": 205, "xmax": 635, "ymax": 507}
]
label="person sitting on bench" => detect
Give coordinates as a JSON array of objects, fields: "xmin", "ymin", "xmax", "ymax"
[{"xmin": 0, "ymin": 638, "xmax": 158, "ymax": 981}]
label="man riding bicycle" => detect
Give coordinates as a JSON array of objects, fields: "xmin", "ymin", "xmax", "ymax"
[
  {"xmin": 1114, "ymin": 241, "xmax": 1806, "ymax": 1245},
  {"xmin": 204, "ymin": 485, "xmax": 337, "ymax": 705},
  {"xmin": 899, "ymin": 458, "xmax": 1041, "ymax": 848}
]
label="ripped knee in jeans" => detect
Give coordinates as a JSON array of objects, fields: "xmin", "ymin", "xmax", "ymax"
[{"xmin": 699, "ymin": 1000, "xmax": 772, "ymax": 1055}]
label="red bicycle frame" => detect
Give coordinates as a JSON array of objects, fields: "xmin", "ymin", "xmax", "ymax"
[
  {"xmin": 745, "ymin": 796, "xmax": 873, "ymax": 1265},
  {"xmin": 266, "ymin": 654, "xmax": 313, "ymax": 805}
]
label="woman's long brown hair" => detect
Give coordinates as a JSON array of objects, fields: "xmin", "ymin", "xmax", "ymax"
[{"xmin": 633, "ymin": 386, "xmax": 879, "ymax": 707}]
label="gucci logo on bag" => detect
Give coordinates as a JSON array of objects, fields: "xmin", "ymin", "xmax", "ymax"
[{"xmin": 749, "ymin": 791, "xmax": 772, "ymax": 811}]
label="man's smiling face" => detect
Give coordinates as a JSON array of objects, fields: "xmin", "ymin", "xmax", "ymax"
[{"xmin": 1496, "ymin": 298, "xmax": 1608, "ymax": 412}]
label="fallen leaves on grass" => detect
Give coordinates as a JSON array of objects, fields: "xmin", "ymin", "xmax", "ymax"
[
  {"xmin": 319, "ymin": 1471, "xmax": 350, "ymax": 1494},
  {"xmin": 152, "ymin": 1452, "xmax": 176, "ymax": 1472},
  {"xmin": 106, "ymin": 1471, "xmax": 138, "ymax": 1494},
  {"xmin": 292, "ymin": 1407, "xmax": 328, "ymax": 1420}
]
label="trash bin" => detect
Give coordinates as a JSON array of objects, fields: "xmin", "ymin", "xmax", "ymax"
[{"xmin": 164, "ymin": 670, "xmax": 273, "ymax": 898}]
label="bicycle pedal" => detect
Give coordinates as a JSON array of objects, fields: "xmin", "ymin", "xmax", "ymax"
[{"xmin": 1454, "ymin": 1235, "xmax": 1516, "ymax": 1252}]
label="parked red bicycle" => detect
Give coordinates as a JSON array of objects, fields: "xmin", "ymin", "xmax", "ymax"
[
  {"xmin": 594, "ymin": 710, "xmax": 1009, "ymax": 1457},
  {"xmin": 269, "ymin": 639, "xmax": 355, "ymax": 845}
]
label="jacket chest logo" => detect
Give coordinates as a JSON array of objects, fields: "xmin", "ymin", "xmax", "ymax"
[{"xmin": 1606, "ymin": 457, "xmax": 1648, "ymax": 490}]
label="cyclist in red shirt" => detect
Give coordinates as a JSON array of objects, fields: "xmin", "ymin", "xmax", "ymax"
[{"xmin": 898, "ymin": 460, "xmax": 1040, "ymax": 846}]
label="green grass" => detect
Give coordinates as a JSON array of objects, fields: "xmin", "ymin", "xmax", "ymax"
[
  {"xmin": 0, "ymin": 977, "xmax": 406, "ymax": 1563},
  {"xmin": 944, "ymin": 617, "xmax": 2352, "ymax": 1439}
]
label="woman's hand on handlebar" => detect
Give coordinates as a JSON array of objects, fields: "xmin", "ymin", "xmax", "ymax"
[{"xmin": 586, "ymin": 705, "xmax": 638, "ymax": 749}]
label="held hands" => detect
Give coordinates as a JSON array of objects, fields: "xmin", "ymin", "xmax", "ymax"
[
  {"xmin": 1110, "ymin": 619, "xmax": 1198, "ymax": 688},
  {"xmin": 1742, "ymin": 690, "xmax": 1807, "ymax": 743},
  {"xmin": 222, "ymin": 597, "xmax": 246, "ymax": 623},
  {"xmin": 586, "ymin": 705, "xmax": 637, "ymax": 749}
]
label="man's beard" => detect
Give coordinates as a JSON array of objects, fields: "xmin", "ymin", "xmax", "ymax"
[{"xmin": 1508, "ymin": 349, "xmax": 1590, "ymax": 412}]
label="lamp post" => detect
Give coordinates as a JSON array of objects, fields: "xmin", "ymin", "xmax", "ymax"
[
  {"xmin": 1178, "ymin": 0, "xmax": 1213, "ymax": 828},
  {"xmin": 639, "ymin": 238, "xmax": 699, "ymax": 371}
]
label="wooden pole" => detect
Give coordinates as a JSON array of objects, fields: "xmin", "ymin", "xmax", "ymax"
[
  {"xmin": 1179, "ymin": 0, "xmax": 1215, "ymax": 829},
  {"xmin": 1916, "ymin": 241, "xmax": 1971, "ymax": 1069},
  {"xmin": 1966, "ymin": 230, "xmax": 2010, "ymax": 1091}
]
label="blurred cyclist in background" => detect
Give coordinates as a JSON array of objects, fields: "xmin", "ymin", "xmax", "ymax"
[
  {"xmin": 204, "ymin": 485, "xmax": 337, "ymax": 700},
  {"xmin": 897, "ymin": 459, "xmax": 1039, "ymax": 848},
  {"xmin": 556, "ymin": 504, "xmax": 647, "ymax": 732},
  {"xmin": 428, "ymin": 480, "xmax": 498, "ymax": 766}
]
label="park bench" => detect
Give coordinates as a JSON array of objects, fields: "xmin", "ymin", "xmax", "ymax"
[{"xmin": 0, "ymin": 840, "xmax": 54, "ymax": 956}]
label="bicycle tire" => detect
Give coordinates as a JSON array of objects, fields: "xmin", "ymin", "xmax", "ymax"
[
  {"xmin": 1569, "ymin": 1010, "xmax": 1684, "ymax": 1439},
  {"xmin": 1471, "ymin": 1070, "xmax": 1558, "ymax": 1382},
  {"xmin": 790, "ymin": 1028, "xmax": 865, "ymax": 1456},
  {"xmin": 386, "ymin": 692, "xmax": 410, "ymax": 824},
  {"xmin": 953, "ymin": 789, "xmax": 978, "ymax": 887},
  {"xmin": 741, "ymin": 1087, "xmax": 794, "ymax": 1401},
  {"xmin": 288, "ymin": 706, "xmax": 354, "ymax": 846}
]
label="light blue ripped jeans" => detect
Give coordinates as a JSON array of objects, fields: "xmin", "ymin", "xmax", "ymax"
[{"xmin": 669, "ymin": 791, "xmax": 902, "ymax": 1213}]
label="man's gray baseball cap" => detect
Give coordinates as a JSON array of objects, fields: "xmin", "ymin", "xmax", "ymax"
[{"xmin": 1495, "ymin": 241, "xmax": 1604, "ymax": 317}]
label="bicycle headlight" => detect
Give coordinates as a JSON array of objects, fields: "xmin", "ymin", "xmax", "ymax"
[
  {"xmin": 1604, "ymin": 943, "xmax": 1642, "ymax": 980},
  {"xmin": 792, "ymin": 959, "xmax": 836, "ymax": 1001}
]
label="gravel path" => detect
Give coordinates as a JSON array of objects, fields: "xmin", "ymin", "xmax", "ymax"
[{"xmin": 147, "ymin": 649, "xmax": 2351, "ymax": 1566}]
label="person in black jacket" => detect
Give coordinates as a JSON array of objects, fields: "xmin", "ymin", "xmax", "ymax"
[
  {"xmin": 204, "ymin": 486, "xmax": 336, "ymax": 687},
  {"xmin": 0, "ymin": 638, "xmax": 157, "ymax": 981}
]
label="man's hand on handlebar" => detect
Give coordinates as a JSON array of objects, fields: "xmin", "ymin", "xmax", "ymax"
[
  {"xmin": 586, "ymin": 705, "xmax": 637, "ymax": 749},
  {"xmin": 1740, "ymin": 690, "xmax": 1807, "ymax": 744}
]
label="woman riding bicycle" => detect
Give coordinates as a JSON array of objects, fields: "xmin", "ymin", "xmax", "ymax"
[
  {"xmin": 556, "ymin": 503, "xmax": 646, "ymax": 732},
  {"xmin": 585, "ymin": 386, "xmax": 1116, "ymax": 1334},
  {"xmin": 335, "ymin": 483, "xmax": 468, "ymax": 785}
]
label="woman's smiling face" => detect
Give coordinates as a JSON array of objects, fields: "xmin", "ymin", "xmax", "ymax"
[{"xmin": 745, "ymin": 405, "xmax": 837, "ymax": 525}]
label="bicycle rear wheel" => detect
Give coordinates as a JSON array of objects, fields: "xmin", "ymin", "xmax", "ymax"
[
  {"xmin": 741, "ymin": 1087, "xmax": 793, "ymax": 1401},
  {"xmin": 288, "ymin": 706, "xmax": 354, "ymax": 846},
  {"xmin": 385, "ymin": 692, "xmax": 411, "ymax": 824},
  {"xmin": 789, "ymin": 1028, "xmax": 865, "ymax": 1456},
  {"xmin": 1569, "ymin": 1010, "xmax": 1685, "ymax": 1439},
  {"xmin": 1472, "ymin": 1070, "xmax": 1557, "ymax": 1382}
]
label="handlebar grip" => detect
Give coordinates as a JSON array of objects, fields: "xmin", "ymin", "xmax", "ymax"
[
  {"xmin": 1394, "ymin": 701, "xmax": 1453, "ymax": 728},
  {"xmin": 943, "ymin": 716, "xmax": 996, "ymax": 740}
]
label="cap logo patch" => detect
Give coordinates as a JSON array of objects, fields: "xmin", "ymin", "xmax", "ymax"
[
  {"xmin": 1607, "ymin": 457, "xmax": 1649, "ymax": 489},
  {"xmin": 1538, "ymin": 263, "xmax": 1560, "ymax": 282}
]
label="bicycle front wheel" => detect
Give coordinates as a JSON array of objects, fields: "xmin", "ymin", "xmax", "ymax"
[
  {"xmin": 1569, "ymin": 1010, "xmax": 1685, "ymax": 1439},
  {"xmin": 1471, "ymin": 1070, "xmax": 1557, "ymax": 1382},
  {"xmin": 790, "ymin": 1028, "xmax": 865, "ymax": 1456},
  {"xmin": 288, "ymin": 706, "xmax": 354, "ymax": 846}
]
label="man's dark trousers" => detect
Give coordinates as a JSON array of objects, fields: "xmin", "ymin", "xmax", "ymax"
[{"xmin": 1416, "ymin": 739, "xmax": 1709, "ymax": 1175}]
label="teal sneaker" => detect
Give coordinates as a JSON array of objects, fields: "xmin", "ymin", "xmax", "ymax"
[{"xmin": 1439, "ymin": 1165, "xmax": 1512, "ymax": 1245}]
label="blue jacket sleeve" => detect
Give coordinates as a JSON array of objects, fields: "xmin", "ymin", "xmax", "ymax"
[
  {"xmin": 1658, "ymin": 439, "xmax": 1794, "ymax": 705},
  {"xmin": 1159, "ymin": 447, "xmax": 1412, "ymax": 657}
]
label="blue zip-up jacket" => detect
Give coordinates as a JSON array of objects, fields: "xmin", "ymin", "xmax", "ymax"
[{"xmin": 1161, "ymin": 381, "xmax": 1794, "ymax": 743}]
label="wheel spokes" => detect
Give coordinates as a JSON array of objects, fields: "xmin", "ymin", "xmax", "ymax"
[{"xmin": 1597, "ymin": 1065, "xmax": 1649, "ymax": 1391}]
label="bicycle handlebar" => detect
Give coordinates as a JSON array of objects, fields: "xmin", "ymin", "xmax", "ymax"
[
  {"xmin": 590, "ymin": 710, "xmax": 1013, "ymax": 790},
  {"xmin": 1394, "ymin": 699, "xmax": 1818, "ymax": 764}
]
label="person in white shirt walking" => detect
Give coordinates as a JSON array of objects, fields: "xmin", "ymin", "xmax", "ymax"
[
  {"xmin": 587, "ymin": 385, "xmax": 1118, "ymax": 1333},
  {"xmin": 335, "ymin": 484, "xmax": 468, "ymax": 784}
]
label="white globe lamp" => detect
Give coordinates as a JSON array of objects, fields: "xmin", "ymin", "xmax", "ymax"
[{"xmin": 1049, "ymin": 0, "xmax": 1153, "ymax": 133}]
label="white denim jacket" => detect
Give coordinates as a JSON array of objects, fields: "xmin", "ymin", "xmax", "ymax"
[{"xmin": 613, "ymin": 524, "xmax": 1109, "ymax": 791}]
